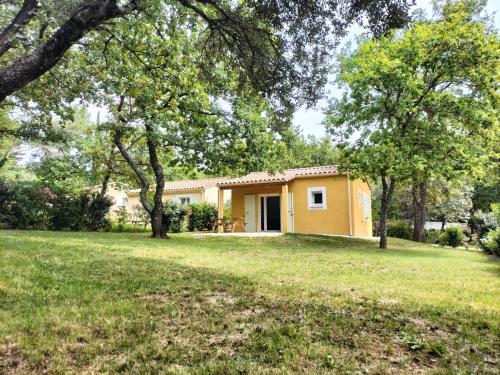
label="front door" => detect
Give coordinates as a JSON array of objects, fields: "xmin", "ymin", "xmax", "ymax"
[
  {"xmin": 244, "ymin": 195, "xmax": 256, "ymax": 232},
  {"xmin": 260, "ymin": 195, "xmax": 281, "ymax": 231}
]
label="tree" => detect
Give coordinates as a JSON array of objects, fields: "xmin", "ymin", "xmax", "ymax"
[
  {"xmin": 70, "ymin": 12, "xmax": 287, "ymax": 238},
  {"xmin": 265, "ymin": 132, "xmax": 341, "ymax": 171},
  {"xmin": 428, "ymin": 179, "xmax": 473, "ymax": 230},
  {"xmin": 0, "ymin": 0, "xmax": 412, "ymax": 105},
  {"xmin": 325, "ymin": 0, "xmax": 499, "ymax": 248}
]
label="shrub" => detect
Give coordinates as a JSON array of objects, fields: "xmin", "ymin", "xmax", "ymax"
[
  {"xmin": 0, "ymin": 180, "xmax": 112, "ymax": 231},
  {"xmin": 424, "ymin": 229, "xmax": 441, "ymax": 244},
  {"xmin": 162, "ymin": 200, "xmax": 188, "ymax": 233},
  {"xmin": 480, "ymin": 228, "xmax": 500, "ymax": 256},
  {"xmin": 114, "ymin": 206, "xmax": 129, "ymax": 232},
  {"xmin": 387, "ymin": 220, "xmax": 412, "ymax": 240},
  {"xmin": 0, "ymin": 181, "xmax": 53, "ymax": 229},
  {"xmin": 49, "ymin": 193, "xmax": 83, "ymax": 230},
  {"xmin": 84, "ymin": 193, "xmax": 112, "ymax": 231},
  {"xmin": 50, "ymin": 192, "xmax": 112, "ymax": 231},
  {"xmin": 439, "ymin": 226, "xmax": 465, "ymax": 248},
  {"xmin": 188, "ymin": 203, "xmax": 217, "ymax": 231}
]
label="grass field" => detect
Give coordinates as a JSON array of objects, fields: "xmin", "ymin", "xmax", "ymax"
[{"xmin": 1, "ymin": 230, "xmax": 499, "ymax": 374}]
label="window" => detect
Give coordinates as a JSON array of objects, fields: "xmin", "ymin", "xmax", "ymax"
[
  {"xmin": 180, "ymin": 197, "xmax": 191, "ymax": 205},
  {"xmin": 358, "ymin": 190, "xmax": 363, "ymax": 208},
  {"xmin": 363, "ymin": 192, "xmax": 371, "ymax": 219},
  {"xmin": 119, "ymin": 196, "xmax": 128, "ymax": 207},
  {"xmin": 307, "ymin": 187, "xmax": 326, "ymax": 209}
]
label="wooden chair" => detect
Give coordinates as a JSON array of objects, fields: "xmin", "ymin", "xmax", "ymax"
[
  {"xmin": 231, "ymin": 217, "xmax": 246, "ymax": 232},
  {"xmin": 212, "ymin": 218, "xmax": 225, "ymax": 232}
]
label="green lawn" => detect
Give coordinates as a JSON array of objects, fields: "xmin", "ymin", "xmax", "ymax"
[{"xmin": 1, "ymin": 231, "xmax": 499, "ymax": 374}]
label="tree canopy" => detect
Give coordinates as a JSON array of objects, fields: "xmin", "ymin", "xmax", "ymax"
[{"xmin": 325, "ymin": 0, "xmax": 499, "ymax": 248}]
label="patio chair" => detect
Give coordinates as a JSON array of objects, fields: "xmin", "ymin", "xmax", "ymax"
[{"xmin": 212, "ymin": 218, "xmax": 225, "ymax": 232}]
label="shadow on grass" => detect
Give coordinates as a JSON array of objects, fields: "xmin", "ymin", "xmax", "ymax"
[{"xmin": 1, "ymin": 232, "xmax": 499, "ymax": 374}]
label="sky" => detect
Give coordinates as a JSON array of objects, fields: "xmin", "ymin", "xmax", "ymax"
[{"xmin": 292, "ymin": 0, "xmax": 500, "ymax": 138}]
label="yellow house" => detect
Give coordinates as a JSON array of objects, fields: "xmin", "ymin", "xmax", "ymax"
[
  {"xmin": 217, "ymin": 166, "xmax": 372, "ymax": 237},
  {"xmin": 126, "ymin": 177, "xmax": 230, "ymax": 220}
]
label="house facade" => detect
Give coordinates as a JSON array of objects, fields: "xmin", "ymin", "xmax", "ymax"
[
  {"xmin": 217, "ymin": 166, "xmax": 372, "ymax": 236},
  {"xmin": 125, "ymin": 177, "xmax": 230, "ymax": 218}
]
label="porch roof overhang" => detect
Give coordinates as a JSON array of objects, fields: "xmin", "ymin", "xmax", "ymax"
[
  {"xmin": 218, "ymin": 180, "xmax": 287, "ymax": 189},
  {"xmin": 217, "ymin": 166, "xmax": 343, "ymax": 190}
]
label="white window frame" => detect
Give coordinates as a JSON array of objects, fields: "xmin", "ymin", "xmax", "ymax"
[
  {"xmin": 363, "ymin": 192, "xmax": 371, "ymax": 220},
  {"xmin": 307, "ymin": 187, "xmax": 327, "ymax": 210}
]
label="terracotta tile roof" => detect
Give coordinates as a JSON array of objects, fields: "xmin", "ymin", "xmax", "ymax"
[
  {"xmin": 219, "ymin": 165, "xmax": 340, "ymax": 187},
  {"xmin": 130, "ymin": 177, "xmax": 229, "ymax": 194}
]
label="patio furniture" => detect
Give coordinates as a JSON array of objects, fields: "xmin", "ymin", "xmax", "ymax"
[
  {"xmin": 212, "ymin": 218, "xmax": 225, "ymax": 232},
  {"xmin": 230, "ymin": 217, "xmax": 246, "ymax": 232},
  {"xmin": 212, "ymin": 217, "xmax": 247, "ymax": 233}
]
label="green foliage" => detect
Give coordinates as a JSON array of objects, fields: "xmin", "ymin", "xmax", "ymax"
[
  {"xmin": 428, "ymin": 179, "xmax": 474, "ymax": 225},
  {"xmin": 424, "ymin": 229, "xmax": 441, "ymax": 244},
  {"xmin": 0, "ymin": 179, "xmax": 111, "ymax": 231},
  {"xmin": 188, "ymin": 203, "xmax": 217, "ymax": 232},
  {"xmin": 492, "ymin": 204, "xmax": 500, "ymax": 223},
  {"xmin": 472, "ymin": 183, "xmax": 500, "ymax": 212},
  {"xmin": 439, "ymin": 227, "xmax": 465, "ymax": 248},
  {"xmin": 162, "ymin": 200, "xmax": 188, "ymax": 233},
  {"xmin": 387, "ymin": 220, "xmax": 413, "ymax": 240},
  {"xmin": 49, "ymin": 192, "xmax": 112, "ymax": 231},
  {"xmin": 325, "ymin": 1, "xmax": 499, "ymax": 247},
  {"xmin": 479, "ymin": 228, "xmax": 500, "ymax": 256},
  {"xmin": 30, "ymin": 154, "xmax": 94, "ymax": 192},
  {"xmin": 0, "ymin": 180, "xmax": 51, "ymax": 229},
  {"xmin": 265, "ymin": 132, "xmax": 341, "ymax": 171},
  {"xmin": 470, "ymin": 210, "xmax": 498, "ymax": 238},
  {"xmin": 114, "ymin": 207, "xmax": 129, "ymax": 232}
]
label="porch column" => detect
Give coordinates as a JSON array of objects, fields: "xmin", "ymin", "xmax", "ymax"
[
  {"xmin": 218, "ymin": 188, "xmax": 225, "ymax": 233},
  {"xmin": 281, "ymin": 184, "xmax": 288, "ymax": 233}
]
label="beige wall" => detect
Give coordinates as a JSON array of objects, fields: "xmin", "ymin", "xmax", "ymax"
[
  {"xmin": 203, "ymin": 186, "xmax": 219, "ymax": 205},
  {"xmin": 105, "ymin": 186, "xmax": 128, "ymax": 219},
  {"xmin": 125, "ymin": 188, "xmax": 229, "ymax": 222}
]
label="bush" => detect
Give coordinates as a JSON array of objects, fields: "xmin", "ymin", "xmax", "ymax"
[
  {"xmin": 188, "ymin": 203, "xmax": 217, "ymax": 231},
  {"xmin": 439, "ymin": 226, "xmax": 465, "ymax": 248},
  {"xmin": 162, "ymin": 200, "xmax": 188, "ymax": 233},
  {"xmin": 0, "ymin": 180, "xmax": 112, "ymax": 232},
  {"xmin": 49, "ymin": 193, "xmax": 84, "ymax": 230},
  {"xmin": 114, "ymin": 206, "xmax": 129, "ymax": 232},
  {"xmin": 84, "ymin": 193, "xmax": 112, "ymax": 231},
  {"xmin": 50, "ymin": 192, "xmax": 112, "ymax": 231},
  {"xmin": 480, "ymin": 228, "xmax": 500, "ymax": 256},
  {"xmin": 387, "ymin": 220, "xmax": 412, "ymax": 240},
  {"xmin": 424, "ymin": 229, "xmax": 441, "ymax": 244},
  {"xmin": 0, "ymin": 181, "xmax": 53, "ymax": 229}
]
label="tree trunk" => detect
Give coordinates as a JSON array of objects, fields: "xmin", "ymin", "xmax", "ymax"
[
  {"xmin": 379, "ymin": 176, "xmax": 396, "ymax": 249},
  {"xmin": 441, "ymin": 219, "xmax": 446, "ymax": 231},
  {"xmin": 0, "ymin": 1, "xmax": 134, "ymax": 103},
  {"xmin": 145, "ymin": 123, "xmax": 166, "ymax": 239},
  {"xmin": 412, "ymin": 180, "xmax": 427, "ymax": 242},
  {"xmin": 100, "ymin": 170, "xmax": 111, "ymax": 196},
  {"xmin": 114, "ymin": 129, "xmax": 152, "ymax": 216}
]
